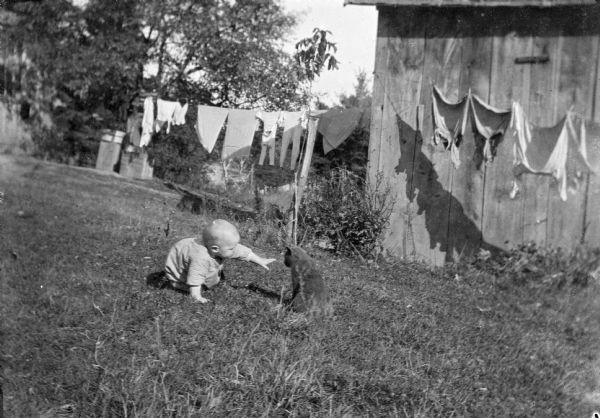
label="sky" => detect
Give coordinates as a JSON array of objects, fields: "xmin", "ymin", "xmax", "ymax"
[{"xmin": 280, "ymin": 0, "xmax": 378, "ymax": 106}]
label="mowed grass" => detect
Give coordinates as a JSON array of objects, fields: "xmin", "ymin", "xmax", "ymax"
[{"xmin": 1, "ymin": 156, "xmax": 600, "ymax": 417}]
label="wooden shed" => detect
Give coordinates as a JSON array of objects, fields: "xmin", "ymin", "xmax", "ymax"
[{"xmin": 345, "ymin": 0, "xmax": 600, "ymax": 265}]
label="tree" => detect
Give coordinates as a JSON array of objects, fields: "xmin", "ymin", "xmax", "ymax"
[
  {"xmin": 339, "ymin": 69, "xmax": 372, "ymax": 110},
  {"xmin": 3, "ymin": 0, "xmax": 308, "ymax": 129},
  {"xmin": 294, "ymin": 28, "xmax": 338, "ymax": 83},
  {"xmin": 142, "ymin": 0, "xmax": 307, "ymax": 110}
]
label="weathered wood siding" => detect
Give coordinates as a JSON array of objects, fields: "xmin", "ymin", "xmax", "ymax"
[{"xmin": 369, "ymin": 5, "xmax": 600, "ymax": 264}]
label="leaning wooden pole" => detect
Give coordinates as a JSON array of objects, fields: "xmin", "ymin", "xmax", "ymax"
[{"xmin": 287, "ymin": 113, "xmax": 319, "ymax": 245}]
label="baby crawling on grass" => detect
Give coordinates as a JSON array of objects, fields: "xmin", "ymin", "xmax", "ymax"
[{"xmin": 162, "ymin": 219, "xmax": 275, "ymax": 303}]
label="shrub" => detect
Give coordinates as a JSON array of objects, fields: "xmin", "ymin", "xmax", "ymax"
[
  {"xmin": 464, "ymin": 242, "xmax": 600, "ymax": 290},
  {"xmin": 298, "ymin": 168, "xmax": 395, "ymax": 260},
  {"xmin": 147, "ymin": 123, "xmax": 211, "ymax": 190}
]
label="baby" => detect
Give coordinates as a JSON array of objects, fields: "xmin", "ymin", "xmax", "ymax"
[{"xmin": 164, "ymin": 219, "xmax": 275, "ymax": 303}]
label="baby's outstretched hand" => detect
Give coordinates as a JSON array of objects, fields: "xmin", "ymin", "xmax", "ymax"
[{"xmin": 258, "ymin": 257, "xmax": 276, "ymax": 270}]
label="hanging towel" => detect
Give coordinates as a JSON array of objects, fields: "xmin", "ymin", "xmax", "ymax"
[
  {"xmin": 140, "ymin": 97, "xmax": 154, "ymax": 147},
  {"xmin": 469, "ymin": 93, "xmax": 512, "ymax": 163},
  {"xmin": 280, "ymin": 111, "xmax": 303, "ymax": 167},
  {"xmin": 258, "ymin": 111, "xmax": 282, "ymax": 165},
  {"xmin": 196, "ymin": 105, "xmax": 229, "ymax": 153},
  {"xmin": 431, "ymin": 86, "xmax": 470, "ymax": 168},
  {"xmin": 173, "ymin": 102, "xmax": 188, "ymax": 126},
  {"xmin": 155, "ymin": 99, "xmax": 179, "ymax": 133},
  {"xmin": 290, "ymin": 110, "xmax": 315, "ymax": 170},
  {"xmin": 126, "ymin": 113, "xmax": 142, "ymax": 147},
  {"xmin": 584, "ymin": 120, "xmax": 600, "ymax": 174},
  {"xmin": 511, "ymin": 102, "xmax": 570, "ymax": 200},
  {"xmin": 564, "ymin": 114, "xmax": 598, "ymax": 193},
  {"xmin": 222, "ymin": 109, "xmax": 258, "ymax": 160},
  {"xmin": 317, "ymin": 107, "xmax": 363, "ymax": 155}
]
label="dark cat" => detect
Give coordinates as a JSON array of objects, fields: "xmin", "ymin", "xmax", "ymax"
[{"xmin": 284, "ymin": 246, "xmax": 332, "ymax": 315}]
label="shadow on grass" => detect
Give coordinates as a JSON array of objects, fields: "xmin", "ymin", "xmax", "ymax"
[
  {"xmin": 245, "ymin": 283, "xmax": 286, "ymax": 303},
  {"xmin": 145, "ymin": 271, "xmax": 190, "ymax": 295}
]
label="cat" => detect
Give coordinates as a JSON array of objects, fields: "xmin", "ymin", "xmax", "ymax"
[{"xmin": 284, "ymin": 245, "xmax": 332, "ymax": 315}]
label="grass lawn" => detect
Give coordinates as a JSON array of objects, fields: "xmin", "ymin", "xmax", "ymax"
[{"xmin": 1, "ymin": 155, "xmax": 599, "ymax": 417}]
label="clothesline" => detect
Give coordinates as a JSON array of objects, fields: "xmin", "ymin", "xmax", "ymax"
[
  {"xmin": 431, "ymin": 85, "xmax": 598, "ymax": 201},
  {"xmin": 129, "ymin": 98, "xmax": 368, "ymax": 170}
]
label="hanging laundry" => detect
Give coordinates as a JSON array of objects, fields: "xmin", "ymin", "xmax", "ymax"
[
  {"xmin": 431, "ymin": 86, "xmax": 470, "ymax": 168},
  {"xmin": 140, "ymin": 97, "xmax": 154, "ymax": 147},
  {"xmin": 222, "ymin": 109, "xmax": 258, "ymax": 160},
  {"xmin": 258, "ymin": 111, "xmax": 282, "ymax": 165},
  {"xmin": 469, "ymin": 93, "xmax": 511, "ymax": 164},
  {"xmin": 584, "ymin": 120, "xmax": 600, "ymax": 173},
  {"xmin": 155, "ymin": 99, "xmax": 179, "ymax": 133},
  {"xmin": 280, "ymin": 111, "xmax": 303, "ymax": 168},
  {"xmin": 196, "ymin": 105, "xmax": 229, "ymax": 153},
  {"xmin": 196, "ymin": 105, "xmax": 228, "ymax": 153},
  {"xmin": 318, "ymin": 107, "xmax": 363, "ymax": 155},
  {"xmin": 173, "ymin": 102, "xmax": 188, "ymax": 126},
  {"xmin": 126, "ymin": 112, "xmax": 142, "ymax": 147},
  {"xmin": 509, "ymin": 102, "xmax": 595, "ymax": 201},
  {"xmin": 290, "ymin": 110, "xmax": 316, "ymax": 170},
  {"xmin": 564, "ymin": 114, "xmax": 598, "ymax": 193}
]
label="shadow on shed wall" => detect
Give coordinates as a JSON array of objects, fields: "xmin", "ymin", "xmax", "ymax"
[{"xmin": 394, "ymin": 115, "xmax": 501, "ymax": 262}]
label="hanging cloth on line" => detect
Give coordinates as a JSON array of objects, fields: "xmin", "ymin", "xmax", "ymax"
[
  {"xmin": 221, "ymin": 109, "xmax": 258, "ymax": 160},
  {"xmin": 196, "ymin": 105, "xmax": 229, "ymax": 153},
  {"xmin": 510, "ymin": 102, "xmax": 595, "ymax": 201},
  {"xmin": 280, "ymin": 111, "xmax": 303, "ymax": 168},
  {"xmin": 469, "ymin": 93, "xmax": 512, "ymax": 164},
  {"xmin": 140, "ymin": 97, "xmax": 154, "ymax": 147},
  {"xmin": 563, "ymin": 113, "xmax": 597, "ymax": 194},
  {"xmin": 289, "ymin": 112, "xmax": 308, "ymax": 170},
  {"xmin": 431, "ymin": 85, "xmax": 469, "ymax": 168},
  {"xmin": 173, "ymin": 102, "xmax": 188, "ymax": 126},
  {"xmin": 155, "ymin": 99, "xmax": 187, "ymax": 133},
  {"xmin": 155, "ymin": 99, "xmax": 179, "ymax": 133},
  {"xmin": 291, "ymin": 110, "xmax": 324, "ymax": 170},
  {"xmin": 258, "ymin": 111, "xmax": 282, "ymax": 165},
  {"xmin": 318, "ymin": 107, "xmax": 363, "ymax": 155}
]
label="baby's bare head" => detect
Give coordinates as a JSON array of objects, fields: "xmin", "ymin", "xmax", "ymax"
[{"xmin": 203, "ymin": 219, "xmax": 240, "ymax": 257}]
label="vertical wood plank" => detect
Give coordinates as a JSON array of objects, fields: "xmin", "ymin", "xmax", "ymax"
[
  {"xmin": 368, "ymin": 11, "xmax": 389, "ymax": 185},
  {"xmin": 546, "ymin": 36, "xmax": 598, "ymax": 249},
  {"xmin": 378, "ymin": 8, "xmax": 426, "ymax": 261},
  {"xmin": 584, "ymin": 36, "xmax": 600, "ymax": 247},
  {"xmin": 446, "ymin": 20, "xmax": 491, "ymax": 261},
  {"xmin": 521, "ymin": 31, "xmax": 562, "ymax": 247},
  {"xmin": 483, "ymin": 32, "xmax": 533, "ymax": 251},
  {"xmin": 412, "ymin": 12, "xmax": 463, "ymax": 265}
]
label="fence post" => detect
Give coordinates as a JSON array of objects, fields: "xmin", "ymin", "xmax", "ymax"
[{"xmin": 288, "ymin": 114, "xmax": 319, "ymax": 244}]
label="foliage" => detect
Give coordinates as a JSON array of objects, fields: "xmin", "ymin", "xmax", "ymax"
[
  {"xmin": 465, "ymin": 242, "xmax": 600, "ymax": 290},
  {"xmin": 2, "ymin": 157, "xmax": 599, "ymax": 417},
  {"xmin": 5, "ymin": 0, "xmax": 146, "ymax": 122},
  {"xmin": 146, "ymin": 123, "xmax": 210, "ymax": 191},
  {"xmin": 298, "ymin": 168, "xmax": 395, "ymax": 260},
  {"xmin": 312, "ymin": 124, "xmax": 370, "ymax": 179},
  {"xmin": 3, "ymin": 0, "xmax": 309, "ymax": 162},
  {"xmin": 312, "ymin": 70, "xmax": 373, "ymax": 179},
  {"xmin": 143, "ymin": 0, "xmax": 307, "ymax": 110},
  {"xmin": 339, "ymin": 69, "xmax": 372, "ymax": 110},
  {"xmin": 294, "ymin": 28, "xmax": 339, "ymax": 82}
]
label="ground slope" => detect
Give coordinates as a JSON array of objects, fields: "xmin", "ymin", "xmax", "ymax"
[{"xmin": 1, "ymin": 155, "xmax": 599, "ymax": 417}]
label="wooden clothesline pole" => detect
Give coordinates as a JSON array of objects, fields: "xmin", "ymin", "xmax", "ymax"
[{"xmin": 288, "ymin": 113, "xmax": 319, "ymax": 245}]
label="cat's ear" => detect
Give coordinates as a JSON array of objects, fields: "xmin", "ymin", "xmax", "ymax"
[{"xmin": 285, "ymin": 246, "xmax": 292, "ymax": 256}]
